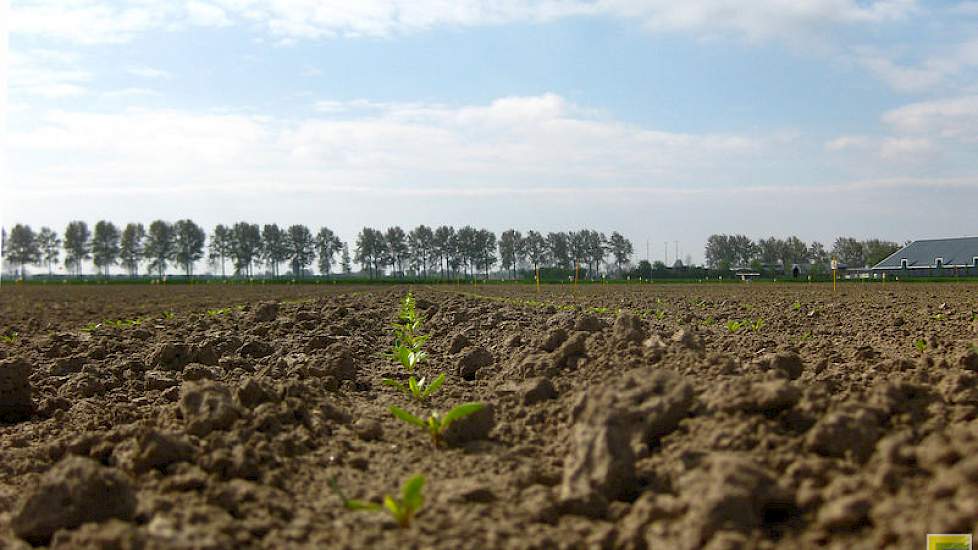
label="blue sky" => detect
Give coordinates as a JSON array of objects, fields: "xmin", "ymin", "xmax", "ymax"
[{"xmin": 5, "ymin": 0, "xmax": 978, "ymax": 267}]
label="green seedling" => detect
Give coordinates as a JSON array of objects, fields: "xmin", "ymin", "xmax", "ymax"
[
  {"xmin": 383, "ymin": 373, "xmax": 446, "ymax": 401},
  {"xmin": 931, "ymin": 313, "xmax": 946, "ymax": 322},
  {"xmin": 161, "ymin": 311, "xmax": 175, "ymax": 320},
  {"xmin": 798, "ymin": 330, "xmax": 813, "ymax": 343},
  {"xmin": 390, "ymin": 402, "xmax": 485, "ymax": 447},
  {"xmin": 791, "ymin": 301, "xmax": 802, "ymax": 312},
  {"xmin": 913, "ymin": 339, "xmax": 927, "ymax": 353},
  {"xmin": 749, "ymin": 318, "xmax": 766, "ymax": 332},
  {"xmin": 328, "ymin": 474, "xmax": 425, "ymax": 529},
  {"xmin": 0, "ymin": 332, "xmax": 18, "ymax": 344},
  {"xmin": 701, "ymin": 316, "xmax": 716, "ymax": 326},
  {"xmin": 592, "ymin": 306, "xmax": 610, "ymax": 314},
  {"xmin": 207, "ymin": 307, "xmax": 233, "ymax": 316},
  {"xmin": 389, "ymin": 292, "xmax": 430, "ymax": 373},
  {"xmin": 81, "ymin": 322, "xmax": 101, "ymax": 332},
  {"xmin": 655, "ymin": 310, "xmax": 666, "ymax": 320},
  {"xmin": 725, "ymin": 320, "xmax": 744, "ymax": 333}
]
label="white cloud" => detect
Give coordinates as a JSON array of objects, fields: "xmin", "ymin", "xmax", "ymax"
[
  {"xmin": 853, "ymin": 38, "xmax": 978, "ymax": 93},
  {"xmin": 825, "ymin": 135, "xmax": 871, "ymax": 151},
  {"xmin": 127, "ymin": 66, "xmax": 171, "ymax": 79},
  {"xmin": 9, "ymin": 50, "xmax": 92, "ymax": 98},
  {"xmin": 11, "ymin": 0, "xmax": 917, "ymax": 45},
  {"xmin": 882, "ymin": 95, "xmax": 978, "ymax": 140},
  {"xmin": 186, "ymin": 1, "xmax": 231, "ymax": 26},
  {"xmin": 7, "ymin": 94, "xmax": 765, "ymax": 200},
  {"xmin": 879, "ymin": 136, "xmax": 934, "ymax": 159}
]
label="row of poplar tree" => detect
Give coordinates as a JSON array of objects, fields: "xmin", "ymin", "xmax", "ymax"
[{"xmin": 0, "ymin": 221, "xmax": 636, "ymax": 279}]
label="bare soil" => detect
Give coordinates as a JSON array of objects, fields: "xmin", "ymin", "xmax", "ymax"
[{"xmin": 1, "ymin": 282, "xmax": 978, "ymax": 549}]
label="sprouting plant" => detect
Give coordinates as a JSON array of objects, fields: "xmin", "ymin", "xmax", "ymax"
[
  {"xmin": 791, "ymin": 301, "xmax": 802, "ymax": 312},
  {"xmin": 725, "ymin": 320, "xmax": 744, "ymax": 333},
  {"xmin": 701, "ymin": 316, "xmax": 716, "ymax": 326},
  {"xmin": 383, "ymin": 373, "xmax": 446, "ymax": 402},
  {"xmin": 0, "ymin": 332, "xmax": 18, "ymax": 344},
  {"xmin": 207, "ymin": 307, "xmax": 233, "ymax": 316},
  {"xmin": 592, "ymin": 306, "xmax": 610, "ymax": 314},
  {"xmin": 104, "ymin": 318, "xmax": 142, "ymax": 329},
  {"xmin": 931, "ymin": 313, "xmax": 946, "ymax": 322},
  {"xmin": 390, "ymin": 403, "xmax": 485, "ymax": 447},
  {"xmin": 81, "ymin": 322, "xmax": 101, "ymax": 333},
  {"xmin": 161, "ymin": 311, "xmax": 175, "ymax": 320},
  {"xmin": 749, "ymin": 318, "xmax": 765, "ymax": 332},
  {"xmin": 328, "ymin": 474, "xmax": 425, "ymax": 529},
  {"xmin": 913, "ymin": 339, "xmax": 927, "ymax": 353},
  {"xmin": 655, "ymin": 310, "xmax": 666, "ymax": 320},
  {"xmin": 388, "ymin": 293, "xmax": 430, "ymax": 373},
  {"xmin": 798, "ymin": 330, "xmax": 813, "ymax": 343}
]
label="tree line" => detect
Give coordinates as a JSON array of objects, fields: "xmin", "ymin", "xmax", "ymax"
[
  {"xmin": 0, "ymin": 222, "xmax": 636, "ymax": 280},
  {"xmin": 704, "ymin": 234, "xmax": 902, "ymax": 271}
]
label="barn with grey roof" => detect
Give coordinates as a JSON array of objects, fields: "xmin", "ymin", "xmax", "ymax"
[{"xmin": 872, "ymin": 236, "xmax": 978, "ymax": 275}]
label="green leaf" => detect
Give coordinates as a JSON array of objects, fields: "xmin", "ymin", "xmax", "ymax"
[
  {"xmin": 401, "ymin": 474, "xmax": 425, "ymax": 511},
  {"xmin": 345, "ymin": 499, "xmax": 382, "ymax": 512},
  {"xmin": 442, "ymin": 402, "xmax": 485, "ymax": 425},
  {"xmin": 422, "ymin": 373, "xmax": 445, "ymax": 398},
  {"xmin": 383, "ymin": 495, "xmax": 402, "ymax": 518},
  {"xmin": 390, "ymin": 405, "xmax": 426, "ymax": 428},
  {"xmin": 408, "ymin": 376, "xmax": 420, "ymax": 397}
]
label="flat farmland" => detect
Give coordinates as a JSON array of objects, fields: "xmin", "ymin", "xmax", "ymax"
[{"xmin": 2, "ymin": 282, "xmax": 978, "ymax": 549}]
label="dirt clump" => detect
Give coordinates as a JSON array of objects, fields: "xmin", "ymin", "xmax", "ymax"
[
  {"xmin": 0, "ymin": 358, "xmax": 33, "ymax": 422},
  {"xmin": 10, "ymin": 456, "xmax": 137, "ymax": 545}
]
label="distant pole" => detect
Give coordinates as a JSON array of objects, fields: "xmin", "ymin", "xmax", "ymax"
[
  {"xmin": 535, "ymin": 267, "xmax": 540, "ymax": 294},
  {"xmin": 674, "ymin": 241, "xmax": 679, "ymax": 265},
  {"xmin": 646, "ymin": 240, "xmax": 650, "ymax": 264},
  {"xmin": 664, "ymin": 241, "xmax": 668, "ymax": 265},
  {"xmin": 831, "ymin": 257, "xmax": 838, "ymax": 293}
]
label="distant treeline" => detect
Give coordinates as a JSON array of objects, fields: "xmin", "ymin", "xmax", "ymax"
[
  {"xmin": 704, "ymin": 234, "xmax": 903, "ymax": 272},
  {"xmin": 0, "ymin": 221, "xmax": 636, "ymax": 280}
]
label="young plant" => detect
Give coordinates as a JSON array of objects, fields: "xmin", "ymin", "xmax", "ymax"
[
  {"xmin": 388, "ymin": 293, "xmax": 430, "ymax": 373},
  {"xmin": 0, "ymin": 332, "xmax": 18, "ymax": 344},
  {"xmin": 913, "ymin": 338, "xmax": 927, "ymax": 353},
  {"xmin": 791, "ymin": 301, "xmax": 802, "ymax": 312},
  {"xmin": 749, "ymin": 318, "xmax": 766, "ymax": 332},
  {"xmin": 383, "ymin": 373, "xmax": 446, "ymax": 401},
  {"xmin": 725, "ymin": 320, "xmax": 744, "ymax": 333},
  {"xmin": 328, "ymin": 474, "xmax": 425, "ymax": 529},
  {"xmin": 81, "ymin": 322, "xmax": 101, "ymax": 333},
  {"xmin": 655, "ymin": 310, "xmax": 666, "ymax": 320},
  {"xmin": 389, "ymin": 402, "xmax": 485, "ymax": 447},
  {"xmin": 161, "ymin": 311, "xmax": 175, "ymax": 320}
]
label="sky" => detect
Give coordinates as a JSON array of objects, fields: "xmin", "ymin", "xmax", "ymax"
[{"xmin": 4, "ymin": 0, "xmax": 978, "ymax": 267}]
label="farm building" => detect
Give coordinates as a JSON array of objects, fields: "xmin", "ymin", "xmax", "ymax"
[{"xmin": 872, "ymin": 236, "xmax": 978, "ymax": 276}]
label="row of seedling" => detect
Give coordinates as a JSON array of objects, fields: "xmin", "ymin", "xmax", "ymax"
[{"xmin": 331, "ymin": 291, "xmax": 485, "ymax": 528}]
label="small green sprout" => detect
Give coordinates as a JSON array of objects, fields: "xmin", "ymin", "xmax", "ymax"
[
  {"xmin": 592, "ymin": 306, "xmax": 610, "ymax": 314},
  {"xmin": 161, "ymin": 311, "xmax": 175, "ymax": 320},
  {"xmin": 913, "ymin": 339, "xmax": 927, "ymax": 353},
  {"xmin": 207, "ymin": 307, "xmax": 233, "ymax": 316},
  {"xmin": 655, "ymin": 310, "xmax": 666, "ymax": 320},
  {"xmin": 749, "ymin": 318, "xmax": 765, "ymax": 332},
  {"xmin": 389, "ymin": 292, "xmax": 430, "ymax": 373},
  {"xmin": 701, "ymin": 316, "xmax": 716, "ymax": 326},
  {"xmin": 791, "ymin": 301, "xmax": 802, "ymax": 311},
  {"xmin": 383, "ymin": 373, "xmax": 446, "ymax": 401},
  {"xmin": 328, "ymin": 474, "xmax": 425, "ymax": 529},
  {"xmin": 81, "ymin": 322, "xmax": 101, "ymax": 333},
  {"xmin": 0, "ymin": 332, "xmax": 18, "ymax": 344},
  {"xmin": 725, "ymin": 320, "xmax": 744, "ymax": 333},
  {"xmin": 931, "ymin": 313, "xmax": 946, "ymax": 322},
  {"xmin": 798, "ymin": 330, "xmax": 813, "ymax": 343},
  {"xmin": 390, "ymin": 402, "xmax": 485, "ymax": 447}
]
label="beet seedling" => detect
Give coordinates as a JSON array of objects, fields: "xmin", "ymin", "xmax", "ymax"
[
  {"xmin": 913, "ymin": 338, "xmax": 927, "ymax": 353},
  {"xmin": 388, "ymin": 292, "xmax": 430, "ymax": 373},
  {"xmin": 328, "ymin": 474, "xmax": 425, "ymax": 529},
  {"xmin": 383, "ymin": 373, "xmax": 446, "ymax": 401},
  {"xmin": 0, "ymin": 332, "xmax": 18, "ymax": 344},
  {"xmin": 725, "ymin": 320, "xmax": 744, "ymax": 333},
  {"xmin": 389, "ymin": 402, "xmax": 485, "ymax": 447}
]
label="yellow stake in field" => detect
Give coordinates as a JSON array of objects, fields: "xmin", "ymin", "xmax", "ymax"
[{"xmin": 535, "ymin": 267, "xmax": 540, "ymax": 294}]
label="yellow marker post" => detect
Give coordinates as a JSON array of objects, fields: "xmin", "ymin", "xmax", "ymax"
[{"xmin": 535, "ymin": 267, "xmax": 540, "ymax": 294}]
